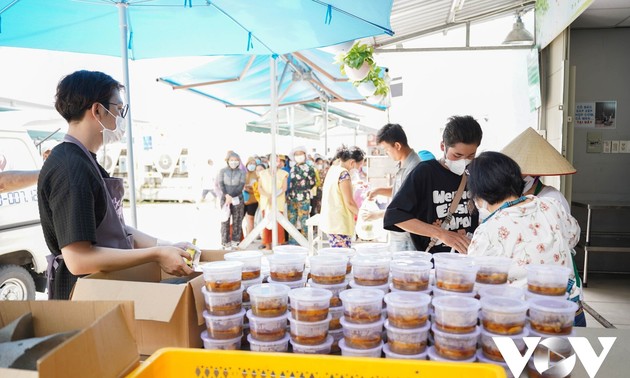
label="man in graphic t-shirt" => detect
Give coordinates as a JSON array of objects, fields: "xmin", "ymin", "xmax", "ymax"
[{"xmin": 383, "ymin": 116, "xmax": 483, "ymax": 253}]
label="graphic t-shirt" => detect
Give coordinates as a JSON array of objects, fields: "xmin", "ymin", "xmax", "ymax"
[{"xmin": 383, "ymin": 159, "xmax": 478, "ymax": 252}]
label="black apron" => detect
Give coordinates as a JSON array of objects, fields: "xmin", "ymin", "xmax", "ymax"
[{"xmin": 46, "ymin": 135, "xmax": 133, "ymax": 299}]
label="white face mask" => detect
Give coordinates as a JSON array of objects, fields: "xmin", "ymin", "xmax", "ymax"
[
  {"xmin": 97, "ymin": 105, "xmax": 126, "ymax": 145},
  {"xmin": 475, "ymin": 199, "xmax": 492, "ymax": 222},
  {"xmin": 247, "ymin": 164, "xmax": 256, "ymax": 171},
  {"xmin": 444, "ymin": 155, "xmax": 471, "ymax": 176},
  {"xmin": 228, "ymin": 160, "xmax": 240, "ymax": 169},
  {"xmin": 522, "ymin": 176, "xmax": 537, "ymax": 194},
  {"xmin": 294, "ymin": 155, "xmax": 306, "ymax": 164},
  {"xmin": 316, "ymin": 164, "xmax": 323, "ymax": 170}
]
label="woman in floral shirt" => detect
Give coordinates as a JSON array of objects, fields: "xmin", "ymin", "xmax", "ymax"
[
  {"xmin": 465, "ymin": 152, "xmax": 584, "ymax": 325},
  {"xmin": 287, "ymin": 146, "xmax": 316, "ymax": 244}
]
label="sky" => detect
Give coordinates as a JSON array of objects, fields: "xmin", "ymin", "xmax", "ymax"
[{"xmin": 0, "ymin": 11, "xmax": 537, "ymax": 167}]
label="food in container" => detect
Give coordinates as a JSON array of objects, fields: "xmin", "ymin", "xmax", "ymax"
[
  {"xmin": 288, "ymin": 287, "xmax": 332, "ymax": 321},
  {"xmin": 477, "ymin": 285, "xmax": 524, "ymax": 300},
  {"xmin": 247, "ymin": 333, "xmax": 290, "ymax": 353},
  {"xmin": 527, "ymin": 297, "xmax": 578, "ymax": 335},
  {"xmin": 268, "ymin": 254, "xmax": 306, "ymax": 282},
  {"xmin": 384, "ymin": 320, "xmax": 430, "ymax": 355},
  {"xmin": 338, "ymin": 339, "xmax": 383, "ymax": 357},
  {"xmin": 480, "ymin": 296, "xmax": 528, "ymax": 335},
  {"xmin": 317, "ymin": 247, "xmax": 356, "ymax": 274},
  {"xmin": 339, "ymin": 288, "xmax": 385, "ymax": 324},
  {"xmin": 351, "ymin": 255, "xmax": 390, "ymax": 286},
  {"xmin": 431, "ymin": 324, "xmax": 480, "ymax": 360},
  {"xmin": 526, "ymin": 264, "xmax": 571, "ymax": 296},
  {"xmin": 383, "ymin": 342, "xmax": 428, "ymax": 360},
  {"xmin": 202, "ymin": 261, "xmax": 243, "ymax": 292},
  {"xmin": 329, "ymin": 328, "xmax": 344, "ymax": 354},
  {"xmin": 246, "ymin": 309, "xmax": 288, "ymax": 342},
  {"xmin": 432, "ymin": 285, "xmax": 476, "ymax": 298},
  {"xmin": 383, "ymin": 291, "xmax": 431, "ymax": 329},
  {"xmin": 473, "ymin": 256, "xmax": 512, "ymax": 284},
  {"xmin": 480, "ymin": 326, "xmax": 529, "ymax": 362},
  {"xmin": 288, "ymin": 315, "xmax": 331, "ymax": 345},
  {"xmin": 309, "ymin": 255, "xmax": 348, "ymax": 284},
  {"xmin": 427, "ymin": 345, "xmax": 476, "ymax": 362},
  {"xmin": 224, "ymin": 250, "xmax": 264, "ymax": 280},
  {"xmin": 349, "ymin": 279, "xmax": 389, "ymax": 295},
  {"xmin": 308, "ymin": 279, "xmax": 348, "ymax": 307},
  {"xmin": 328, "ymin": 305, "xmax": 344, "ymax": 330},
  {"xmin": 290, "ymin": 335, "xmax": 333, "ymax": 354},
  {"xmin": 241, "ymin": 276, "xmax": 263, "ymax": 302},
  {"xmin": 202, "ymin": 309, "xmax": 245, "ymax": 340},
  {"xmin": 434, "ymin": 260, "xmax": 478, "ymax": 293},
  {"xmin": 247, "ymin": 283, "xmax": 291, "ymax": 318},
  {"xmin": 201, "ymin": 286, "xmax": 243, "ymax": 316},
  {"xmin": 201, "ymin": 331, "xmax": 242, "ymax": 350},
  {"xmin": 268, "ymin": 276, "xmax": 307, "ymax": 289},
  {"xmin": 432, "ymin": 296, "xmax": 481, "ymax": 334},
  {"xmin": 390, "ymin": 259, "xmax": 432, "ymax": 291},
  {"xmin": 339, "ymin": 316, "xmax": 384, "ymax": 349}
]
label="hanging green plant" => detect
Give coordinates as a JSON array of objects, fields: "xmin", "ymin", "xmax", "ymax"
[
  {"xmin": 354, "ymin": 66, "xmax": 389, "ymax": 97},
  {"xmin": 335, "ymin": 42, "xmax": 375, "ymax": 81}
]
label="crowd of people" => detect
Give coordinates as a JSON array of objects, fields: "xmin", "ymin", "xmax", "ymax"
[{"xmin": 4, "ymin": 69, "xmax": 584, "ymax": 327}]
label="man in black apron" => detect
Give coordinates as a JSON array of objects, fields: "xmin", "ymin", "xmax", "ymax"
[{"xmin": 38, "ymin": 70, "xmax": 194, "ymax": 300}]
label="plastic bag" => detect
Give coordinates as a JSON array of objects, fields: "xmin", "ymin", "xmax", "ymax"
[
  {"xmin": 356, "ymin": 199, "xmax": 385, "ymax": 241},
  {"xmin": 220, "ymin": 203, "xmax": 231, "ymax": 223}
]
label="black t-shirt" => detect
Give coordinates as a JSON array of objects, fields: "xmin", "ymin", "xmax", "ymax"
[
  {"xmin": 38, "ymin": 142, "xmax": 109, "ymax": 299},
  {"xmin": 383, "ymin": 159, "xmax": 478, "ymax": 252}
]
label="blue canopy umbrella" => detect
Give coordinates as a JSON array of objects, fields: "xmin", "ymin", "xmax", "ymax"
[{"xmin": 0, "ymin": 0, "xmax": 393, "ymax": 228}]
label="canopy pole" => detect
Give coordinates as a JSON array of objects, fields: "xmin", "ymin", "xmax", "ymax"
[
  {"xmin": 270, "ymin": 56, "xmax": 278, "ymax": 248},
  {"xmin": 118, "ymin": 2, "xmax": 137, "ymax": 227},
  {"xmin": 324, "ymin": 100, "xmax": 329, "ymax": 156},
  {"xmin": 289, "ymin": 106, "xmax": 295, "ymax": 149}
]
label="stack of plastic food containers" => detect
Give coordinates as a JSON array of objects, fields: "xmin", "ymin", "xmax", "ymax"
[
  {"xmin": 338, "ymin": 288, "xmax": 385, "ymax": 357},
  {"xmin": 472, "ymin": 256, "xmax": 511, "ymax": 293},
  {"xmin": 288, "ymin": 287, "xmax": 333, "ymax": 354},
  {"xmin": 349, "ymin": 255, "xmax": 390, "ymax": 295},
  {"xmin": 200, "ymin": 261, "xmax": 246, "ymax": 350},
  {"xmin": 432, "ymin": 253, "xmax": 479, "ymax": 298},
  {"xmin": 317, "ymin": 247, "xmax": 356, "ymax": 278},
  {"xmin": 224, "ymin": 251, "xmax": 264, "ymax": 313},
  {"xmin": 389, "ymin": 259, "xmax": 432, "ymax": 294},
  {"xmin": 246, "ymin": 283, "xmax": 292, "ymax": 352},
  {"xmin": 307, "ymin": 254, "xmax": 349, "ymax": 353},
  {"xmin": 382, "ymin": 292, "xmax": 431, "ymax": 360},
  {"xmin": 267, "ymin": 248, "xmax": 307, "ymax": 289},
  {"xmin": 430, "ymin": 296, "xmax": 480, "ymax": 363}
]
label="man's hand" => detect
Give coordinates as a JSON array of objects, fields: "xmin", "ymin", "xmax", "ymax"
[
  {"xmin": 366, "ymin": 188, "xmax": 380, "ymax": 201},
  {"xmin": 361, "ymin": 209, "xmax": 384, "ymax": 221},
  {"xmin": 438, "ymin": 230, "xmax": 471, "ymax": 254},
  {"xmin": 157, "ymin": 246, "xmax": 194, "ymax": 276}
]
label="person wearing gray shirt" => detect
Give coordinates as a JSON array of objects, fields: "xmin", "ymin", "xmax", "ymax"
[{"xmin": 363, "ymin": 124, "xmax": 421, "ymax": 252}]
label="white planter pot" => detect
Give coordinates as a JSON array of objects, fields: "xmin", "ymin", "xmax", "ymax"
[
  {"xmin": 345, "ymin": 61, "xmax": 371, "ymax": 81},
  {"xmin": 356, "ymin": 81, "xmax": 377, "ymax": 97}
]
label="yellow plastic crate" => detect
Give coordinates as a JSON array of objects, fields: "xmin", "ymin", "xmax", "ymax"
[{"xmin": 127, "ymin": 348, "xmax": 506, "ymax": 378}]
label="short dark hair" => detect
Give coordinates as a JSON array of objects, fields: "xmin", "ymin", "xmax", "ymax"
[
  {"xmin": 467, "ymin": 151, "xmax": 524, "ymax": 205},
  {"xmin": 335, "ymin": 145, "xmax": 366, "ymax": 163},
  {"xmin": 376, "ymin": 123, "xmax": 408, "ymax": 147},
  {"xmin": 443, "ymin": 115, "xmax": 483, "ymax": 147},
  {"xmin": 55, "ymin": 70, "xmax": 123, "ymax": 122}
]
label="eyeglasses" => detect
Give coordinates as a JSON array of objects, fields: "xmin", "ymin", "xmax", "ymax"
[{"xmin": 105, "ymin": 102, "xmax": 129, "ymax": 119}]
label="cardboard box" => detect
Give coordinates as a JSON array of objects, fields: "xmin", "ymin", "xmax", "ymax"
[
  {"xmin": 71, "ymin": 249, "xmax": 230, "ymax": 355},
  {"xmin": 0, "ymin": 301, "xmax": 138, "ymax": 378}
]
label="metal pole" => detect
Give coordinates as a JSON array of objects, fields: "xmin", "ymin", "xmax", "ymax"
[
  {"xmin": 270, "ymin": 57, "xmax": 278, "ymax": 248},
  {"xmin": 118, "ymin": 2, "xmax": 137, "ymax": 227},
  {"xmin": 324, "ymin": 101, "xmax": 329, "ymax": 156},
  {"xmin": 289, "ymin": 106, "xmax": 295, "ymax": 149}
]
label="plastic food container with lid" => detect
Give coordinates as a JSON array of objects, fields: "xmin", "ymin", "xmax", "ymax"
[
  {"xmin": 288, "ymin": 287, "xmax": 332, "ymax": 321},
  {"xmin": 338, "ymin": 339, "xmax": 384, "ymax": 358},
  {"xmin": 351, "ymin": 255, "xmax": 390, "ymax": 286},
  {"xmin": 477, "ymin": 285, "xmax": 524, "ymax": 300},
  {"xmin": 309, "ymin": 254, "xmax": 348, "ymax": 285},
  {"xmin": 202, "ymin": 309, "xmax": 246, "ymax": 340},
  {"xmin": 247, "ymin": 333, "xmax": 290, "ymax": 353},
  {"xmin": 317, "ymin": 247, "xmax": 355, "ymax": 274},
  {"xmin": 307, "ymin": 279, "xmax": 348, "ymax": 307},
  {"xmin": 339, "ymin": 288, "xmax": 385, "ymax": 324},
  {"xmin": 473, "ymin": 256, "xmax": 512, "ymax": 284},
  {"xmin": 339, "ymin": 316, "xmax": 384, "ymax": 350},
  {"xmin": 383, "ymin": 291, "xmax": 431, "ymax": 329},
  {"xmin": 390, "ymin": 259, "xmax": 432, "ymax": 291},
  {"xmin": 201, "ymin": 285, "xmax": 243, "ymax": 316},
  {"xmin": 247, "ymin": 283, "xmax": 291, "ymax": 318},
  {"xmin": 224, "ymin": 250, "xmax": 264, "ymax": 280},
  {"xmin": 354, "ymin": 243, "xmax": 390, "ymax": 257},
  {"xmin": 434, "ymin": 260, "xmax": 479, "ymax": 293},
  {"xmin": 348, "ymin": 279, "xmax": 389, "ymax": 295},
  {"xmin": 246, "ymin": 309, "xmax": 288, "ymax": 342},
  {"xmin": 431, "ymin": 324, "xmax": 480, "ymax": 361},
  {"xmin": 201, "ymin": 260, "xmax": 244, "ymax": 292},
  {"xmin": 201, "ymin": 331, "xmax": 242, "ymax": 350},
  {"xmin": 432, "ymin": 252, "xmax": 473, "ymax": 266},
  {"xmin": 290, "ymin": 334, "xmax": 333, "ymax": 354},
  {"xmin": 268, "ymin": 254, "xmax": 306, "ymax": 282},
  {"xmin": 480, "ymin": 296, "xmax": 528, "ymax": 335},
  {"xmin": 273, "ymin": 245, "xmax": 308, "ymax": 257},
  {"xmin": 432, "ymin": 296, "xmax": 481, "ymax": 334},
  {"xmin": 527, "ymin": 297, "xmax": 578, "ymax": 335},
  {"xmin": 479, "ymin": 326, "xmax": 529, "ymax": 362},
  {"xmin": 383, "ymin": 342, "xmax": 428, "ymax": 360},
  {"xmin": 288, "ymin": 315, "xmax": 331, "ymax": 346},
  {"xmin": 384, "ymin": 319, "xmax": 430, "ymax": 355},
  {"xmin": 432, "ymin": 285, "xmax": 476, "ymax": 298},
  {"xmin": 391, "ymin": 251, "xmax": 433, "ymax": 262},
  {"xmin": 427, "ymin": 345, "xmax": 477, "ymax": 363},
  {"xmin": 241, "ymin": 276, "xmax": 264, "ymax": 302},
  {"xmin": 268, "ymin": 276, "xmax": 307, "ymax": 289},
  {"xmin": 526, "ymin": 264, "xmax": 572, "ymax": 296}
]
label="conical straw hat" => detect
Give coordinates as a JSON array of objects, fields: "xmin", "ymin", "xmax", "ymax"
[{"xmin": 500, "ymin": 127, "xmax": 576, "ymax": 176}]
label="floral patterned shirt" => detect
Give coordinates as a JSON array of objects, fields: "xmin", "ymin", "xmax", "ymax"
[
  {"xmin": 467, "ymin": 196, "xmax": 581, "ymax": 296},
  {"xmin": 288, "ymin": 163, "xmax": 316, "ymax": 202}
]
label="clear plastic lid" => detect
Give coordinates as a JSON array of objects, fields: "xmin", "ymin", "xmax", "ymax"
[
  {"xmin": 273, "ymin": 245, "xmax": 308, "ymax": 256},
  {"xmin": 317, "ymin": 247, "xmax": 356, "ymax": 258},
  {"xmin": 339, "ymin": 316, "xmax": 385, "ymax": 329},
  {"xmin": 432, "ymin": 296, "xmax": 480, "ymax": 312},
  {"xmin": 339, "ymin": 288, "xmax": 385, "ymax": 304},
  {"xmin": 202, "ymin": 308, "xmax": 246, "ymax": 322},
  {"xmin": 390, "ymin": 259, "xmax": 432, "ymax": 272},
  {"xmin": 480, "ymin": 324, "xmax": 529, "ymax": 340},
  {"xmin": 246, "ymin": 283, "xmax": 291, "ymax": 298},
  {"xmin": 338, "ymin": 339, "xmax": 384, "ymax": 356},
  {"xmin": 289, "ymin": 335, "xmax": 334, "ymax": 351},
  {"xmin": 384, "ymin": 319, "xmax": 430, "ymax": 334},
  {"xmin": 201, "ymin": 260, "xmax": 244, "ymax": 274},
  {"xmin": 247, "ymin": 333, "xmax": 290, "ymax": 347},
  {"xmin": 289, "ymin": 287, "xmax": 333, "ymax": 303},
  {"xmin": 245, "ymin": 309, "xmax": 289, "ymax": 323},
  {"xmin": 480, "ymin": 296, "xmax": 528, "ymax": 313},
  {"xmin": 224, "ymin": 250, "xmax": 263, "ymax": 262},
  {"xmin": 384, "ymin": 291, "xmax": 431, "ymax": 308},
  {"xmin": 477, "ymin": 285, "xmax": 524, "ymax": 300},
  {"xmin": 431, "ymin": 286, "xmax": 477, "ymax": 298},
  {"xmin": 392, "ymin": 251, "xmax": 433, "ymax": 262},
  {"xmin": 200, "ymin": 330, "xmax": 242, "ymax": 345},
  {"xmin": 309, "ymin": 254, "xmax": 348, "ymax": 266},
  {"xmin": 201, "ymin": 285, "xmax": 244, "ymax": 298},
  {"xmin": 431, "ymin": 324, "xmax": 481, "ymax": 340},
  {"xmin": 287, "ymin": 313, "xmax": 332, "ymax": 326},
  {"xmin": 432, "ymin": 252, "xmax": 473, "ymax": 266},
  {"xmin": 348, "ymin": 280, "xmax": 389, "ymax": 294},
  {"xmin": 307, "ymin": 278, "xmax": 349, "ymax": 290},
  {"xmin": 383, "ymin": 342, "xmax": 428, "ymax": 360},
  {"xmin": 351, "ymin": 254, "xmax": 391, "ymax": 266},
  {"xmin": 527, "ymin": 297, "xmax": 578, "ymax": 314}
]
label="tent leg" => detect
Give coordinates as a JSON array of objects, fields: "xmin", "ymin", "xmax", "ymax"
[
  {"xmin": 238, "ymin": 214, "xmax": 270, "ymax": 249},
  {"xmin": 117, "ymin": 2, "xmax": 137, "ymax": 227},
  {"xmin": 276, "ymin": 211, "xmax": 309, "ymax": 248}
]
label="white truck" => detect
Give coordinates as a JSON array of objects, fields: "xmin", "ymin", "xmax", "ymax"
[{"xmin": 0, "ymin": 125, "xmax": 49, "ymax": 299}]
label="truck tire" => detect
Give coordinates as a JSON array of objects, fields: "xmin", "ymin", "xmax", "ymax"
[{"xmin": 0, "ymin": 265, "xmax": 36, "ymax": 300}]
